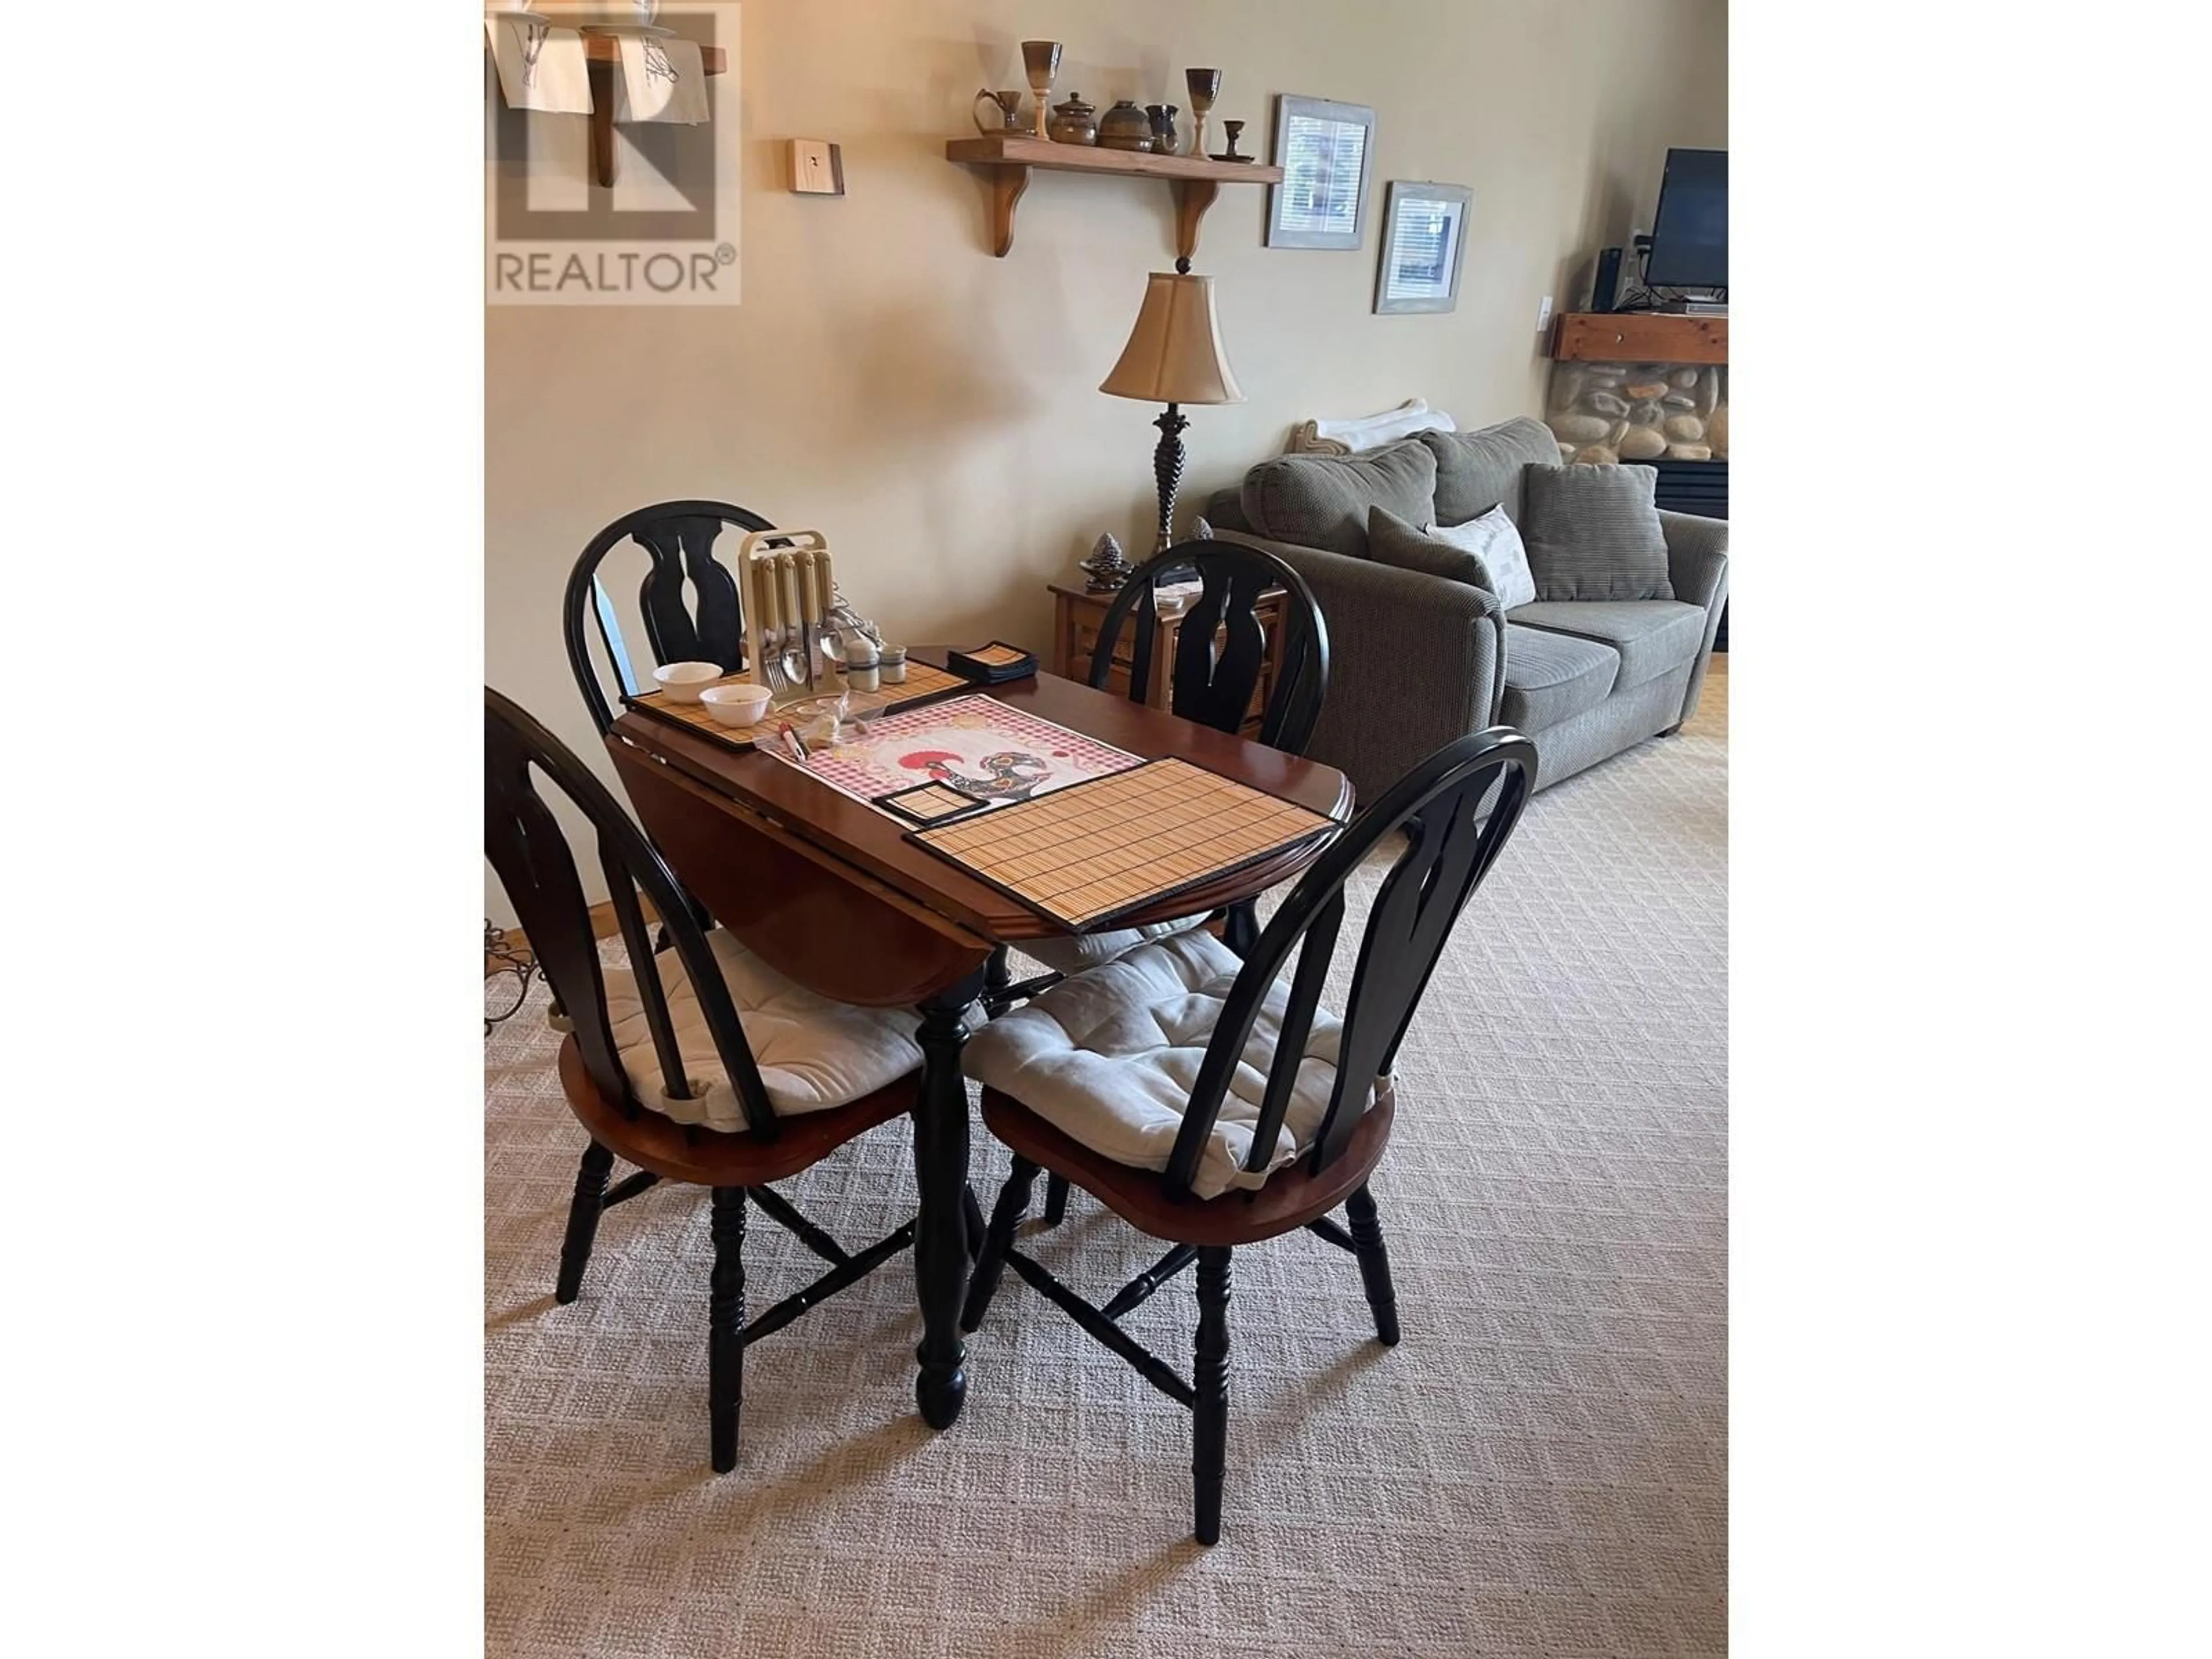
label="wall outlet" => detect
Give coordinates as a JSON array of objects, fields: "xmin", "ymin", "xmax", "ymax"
[{"xmin": 1536, "ymin": 294, "xmax": 1553, "ymax": 333}]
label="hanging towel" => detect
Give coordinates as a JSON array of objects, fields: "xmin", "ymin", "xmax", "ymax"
[
  {"xmin": 611, "ymin": 32, "xmax": 710, "ymax": 124},
  {"xmin": 484, "ymin": 15, "xmax": 592, "ymax": 115}
]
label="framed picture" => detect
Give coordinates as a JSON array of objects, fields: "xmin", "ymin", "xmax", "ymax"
[
  {"xmin": 1266, "ymin": 95, "xmax": 1376, "ymax": 250},
  {"xmin": 1374, "ymin": 181, "xmax": 1473, "ymax": 314}
]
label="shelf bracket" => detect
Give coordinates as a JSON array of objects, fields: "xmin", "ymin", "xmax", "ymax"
[
  {"xmin": 1170, "ymin": 178, "xmax": 1220, "ymax": 271},
  {"xmin": 986, "ymin": 165, "xmax": 1032, "ymax": 257},
  {"xmin": 588, "ymin": 58, "xmax": 619, "ymax": 187}
]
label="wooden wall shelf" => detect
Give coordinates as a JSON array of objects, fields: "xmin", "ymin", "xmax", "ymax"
[
  {"xmin": 1550, "ymin": 311, "xmax": 1727, "ymax": 363},
  {"xmin": 944, "ymin": 135, "xmax": 1283, "ymax": 262}
]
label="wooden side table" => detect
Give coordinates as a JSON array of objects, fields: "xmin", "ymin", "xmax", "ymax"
[{"xmin": 1048, "ymin": 582, "xmax": 1286, "ymax": 740}]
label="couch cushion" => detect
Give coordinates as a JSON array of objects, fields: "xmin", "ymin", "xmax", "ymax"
[
  {"xmin": 1238, "ymin": 437, "xmax": 1437, "ymax": 559},
  {"xmin": 963, "ymin": 929, "xmax": 1359, "ymax": 1202},
  {"xmin": 1418, "ymin": 418, "xmax": 1560, "ymax": 526},
  {"xmin": 1508, "ymin": 600, "xmax": 1709, "ymax": 691},
  {"xmin": 1499, "ymin": 625, "xmax": 1619, "ymax": 731},
  {"xmin": 604, "ymin": 929, "xmax": 923, "ymax": 1133},
  {"xmin": 1518, "ymin": 463, "xmax": 1675, "ymax": 601}
]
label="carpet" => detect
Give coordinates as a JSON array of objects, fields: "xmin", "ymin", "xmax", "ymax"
[{"xmin": 484, "ymin": 719, "xmax": 1727, "ymax": 1657}]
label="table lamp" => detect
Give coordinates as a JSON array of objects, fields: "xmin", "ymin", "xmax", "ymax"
[{"xmin": 1099, "ymin": 272, "xmax": 1245, "ymax": 579}]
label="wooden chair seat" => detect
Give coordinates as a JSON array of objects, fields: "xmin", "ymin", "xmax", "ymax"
[
  {"xmin": 979, "ymin": 1081, "xmax": 1395, "ymax": 1248},
  {"xmin": 561, "ymin": 1039, "xmax": 915, "ymax": 1188}
]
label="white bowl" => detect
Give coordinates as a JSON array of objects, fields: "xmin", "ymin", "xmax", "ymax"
[
  {"xmin": 653, "ymin": 661, "xmax": 724, "ymax": 703},
  {"xmin": 699, "ymin": 683, "xmax": 773, "ymax": 728}
]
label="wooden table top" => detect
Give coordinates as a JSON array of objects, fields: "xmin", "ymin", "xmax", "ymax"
[{"xmin": 607, "ymin": 663, "xmax": 1354, "ymax": 945}]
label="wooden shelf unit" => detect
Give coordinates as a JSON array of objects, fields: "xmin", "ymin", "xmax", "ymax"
[
  {"xmin": 1549, "ymin": 312, "xmax": 1727, "ymax": 364},
  {"xmin": 945, "ymin": 135, "xmax": 1282, "ymax": 262}
]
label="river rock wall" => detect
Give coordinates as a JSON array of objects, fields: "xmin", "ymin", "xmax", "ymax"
[{"xmin": 1545, "ymin": 361, "xmax": 1728, "ymax": 465}]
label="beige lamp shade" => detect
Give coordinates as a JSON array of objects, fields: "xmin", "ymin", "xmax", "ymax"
[{"xmin": 1099, "ymin": 273, "xmax": 1245, "ymax": 406}]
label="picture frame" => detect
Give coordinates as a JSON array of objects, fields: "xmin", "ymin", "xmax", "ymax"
[
  {"xmin": 1374, "ymin": 180, "xmax": 1473, "ymax": 314},
  {"xmin": 1265, "ymin": 95, "xmax": 1376, "ymax": 251}
]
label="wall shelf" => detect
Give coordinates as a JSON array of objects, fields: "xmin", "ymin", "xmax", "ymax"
[
  {"xmin": 944, "ymin": 134, "xmax": 1282, "ymax": 263},
  {"xmin": 1550, "ymin": 312, "xmax": 1728, "ymax": 363}
]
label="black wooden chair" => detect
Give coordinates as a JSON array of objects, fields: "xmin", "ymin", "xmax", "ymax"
[
  {"xmin": 486, "ymin": 687, "xmax": 978, "ymax": 1472},
  {"xmin": 1009, "ymin": 538, "xmax": 1331, "ymax": 1225},
  {"xmin": 562, "ymin": 499, "xmax": 780, "ymax": 734},
  {"xmin": 957, "ymin": 726, "xmax": 1537, "ymax": 1544}
]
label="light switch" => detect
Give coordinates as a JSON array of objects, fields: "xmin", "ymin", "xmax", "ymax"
[
  {"xmin": 789, "ymin": 139, "xmax": 845, "ymax": 196},
  {"xmin": 1536, "ymin": 294, "xmax": 1554, "ymax": 332}
]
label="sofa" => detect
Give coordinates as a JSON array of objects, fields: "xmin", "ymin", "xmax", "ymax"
[{"xmin": 1205, "ymin": 416, "xmax": 1729, "ymax": 802}]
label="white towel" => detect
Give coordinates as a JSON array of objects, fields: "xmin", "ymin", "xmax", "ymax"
[
  {"xmin": 611, "ymin": 32, "xmax": 709, "ymax": 124},
  {"xmin": 484, "ymin": 16, "xmax": 592, "ymax": 115}
]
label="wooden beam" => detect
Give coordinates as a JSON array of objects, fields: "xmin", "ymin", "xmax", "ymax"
[{"xmin": 1550, "ymin": 312, "xmax": 1728, "ymax": 363}]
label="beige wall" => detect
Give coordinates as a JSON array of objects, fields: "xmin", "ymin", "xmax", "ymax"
[{"xmin": 487, "ymin": 0, "xmax": 1725, "ymax": 917}]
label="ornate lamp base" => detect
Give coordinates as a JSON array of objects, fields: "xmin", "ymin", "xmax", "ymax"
[{"xmin": 1150, "ymin": 402, "xmax": 1190, "ymax": 555}]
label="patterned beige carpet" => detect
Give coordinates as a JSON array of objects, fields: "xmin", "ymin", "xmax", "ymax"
[{"xmin": 485, "ymin": 715, "xmax": 1727, "ymax": 1657}]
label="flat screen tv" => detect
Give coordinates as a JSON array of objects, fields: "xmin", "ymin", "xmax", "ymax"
[{"xmin": 1645, "ymin": 148, "xmax": 1727, "ymax": 289}]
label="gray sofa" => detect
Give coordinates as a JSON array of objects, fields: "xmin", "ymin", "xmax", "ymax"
[{"xmin": 1205, "ymin": 417, "xmax": 1729, "ymax": 802}]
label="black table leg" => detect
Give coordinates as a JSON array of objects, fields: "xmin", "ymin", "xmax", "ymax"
[{"xmin": 912, "ymin": 969, "xmax": 984, "ymax": 1430}]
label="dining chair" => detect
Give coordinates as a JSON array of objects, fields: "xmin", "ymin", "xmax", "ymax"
[
  {"xmin": 485, "ymin": 686, "xmax": 979, "ymax": 1472},
  {"xmin": 1005, "ymin": 538, "xmax": 1331, "ymax": 1226},
  {"xmin": 562, "ymin": 499, "xmax": 781, "ymax": 734},
  {"xmin": 957, "ymin": 726, "xmax": 1537, "ymax": 1544}
]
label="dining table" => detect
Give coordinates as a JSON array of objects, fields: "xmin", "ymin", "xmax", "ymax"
[{"xmin": 603, "ymin": 653, "xmax": 1354, "ymax": 1431}]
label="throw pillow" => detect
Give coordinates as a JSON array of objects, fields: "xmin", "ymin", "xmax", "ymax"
[
  {"xmin": 1238, "ymin": 437, "xmax": 1438, "ymax": 560},
  {"xmin": 1366, "ymin": 505, "xmax": 1537, "ymax": 610},
  {"xmin": 1518, "ymin": 464, "xmax": 1674, "ymax": 602},
  {"xmin": 1428, "ymin": 505, "xmax": 1537, "ymax": 609},
  {"xmin": 1367, "ymin": 505, "xmax": 1491, "ymax": 592}
]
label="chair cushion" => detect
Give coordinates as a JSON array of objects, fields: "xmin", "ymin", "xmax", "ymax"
[
  {"xmin": 1517, "ymin": 463, "xmax": 1675, "ymax": 601},
  {"xmin": 1418, "ymin": 418, "xmax": 1560, "ymax": 526},
  {"xmin": 1499, "ymin": 625, "xmax": 1619, "ymax": 730},
  {"xmin": 1507, "ymin": 600, "xmax": 1709, "ymax": 692},
  {"xmin": 1238, "ymin": 437, "xmax": 1437, "ymax": 559},
  {"xmin": 963, "ymin": 930, "xmax": 1360, "ymax": 1202},
  {"xmin": 1019, "ymin": 917, "xmax": 1203, "ymax": 977},
  {"xmin": 604, "ymin": 930, "xmax": 922, "ymax": 1133}
]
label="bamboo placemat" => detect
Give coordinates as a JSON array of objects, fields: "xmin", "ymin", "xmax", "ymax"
[
  {"xmin": 909, "ymin": 757, "xmax": 1342, "ymax": 930},
  {"xmin": 622, "ymin": 660, "xmax": 968, "ymax": 753}
]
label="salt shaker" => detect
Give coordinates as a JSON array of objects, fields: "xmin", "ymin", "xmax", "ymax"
[
  {"xmin": 842, "ymin": 634, "xmax": 880, "ymax": 694},
  {"xmin": 879, "ymin": 644, "xmax": 908, "ymax": 684}
]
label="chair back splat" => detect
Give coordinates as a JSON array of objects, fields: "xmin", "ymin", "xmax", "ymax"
[
  {"xmin": 562, "ymin": 499, "xmax": 782, "ymax": 733},
  {"xmin": 1088, "ymin": 540, "xmax": 1330, "ymax": 755},
  {"xmin": 1162, "ymin": 727, "xmax": 1539, "ymax": 1195},
  {"xmin": 483, "ymin": 687, "xmax": 778, "ymax": 1138}
]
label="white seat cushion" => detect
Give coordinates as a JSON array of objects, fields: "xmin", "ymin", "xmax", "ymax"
[
  {"xmin": 1018, "ymin": 916, "xmax": 1203, "ymax": 977},
  {"xmin": 964, "ymin": 930, "xmax": 1362, "ymax": 1201},
  {"xmin": 604, "ymin": 930, "xmax": 923, "ymax": 1133}
]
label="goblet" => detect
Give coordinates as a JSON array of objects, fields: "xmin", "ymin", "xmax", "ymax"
[
  {"xmin": 1184, "ymin": 68, "xmax": 1222, "ymax": 158},
  {"xmin": 1020, "ymin": 40, "xmax": 1063, "ymax": 139}
]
